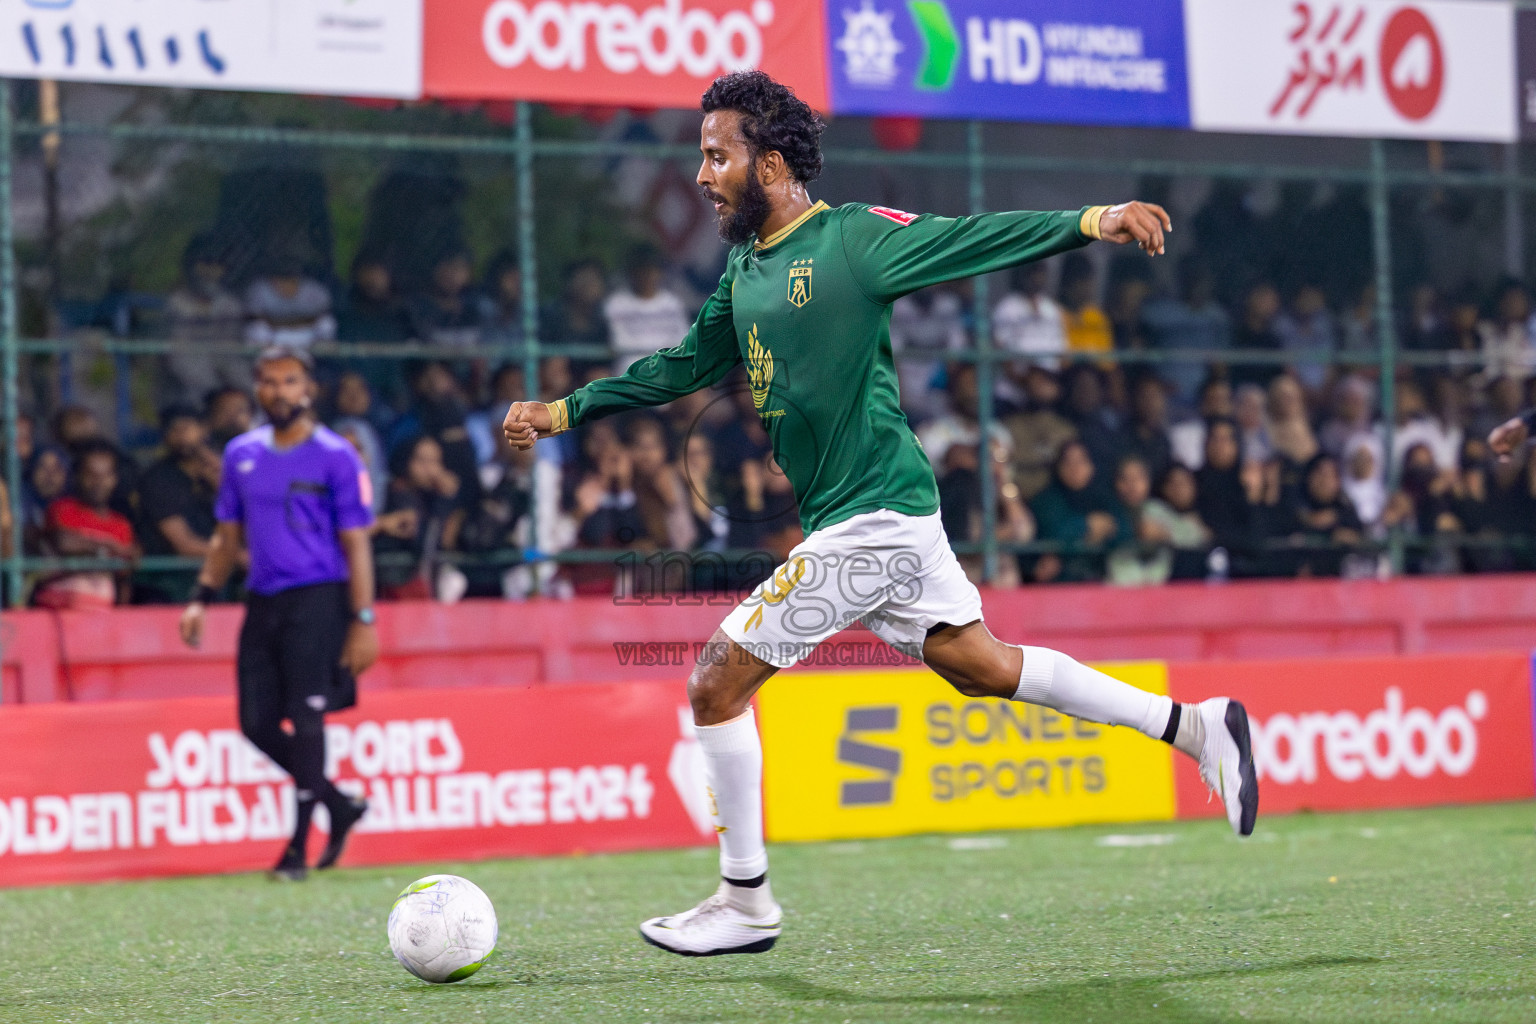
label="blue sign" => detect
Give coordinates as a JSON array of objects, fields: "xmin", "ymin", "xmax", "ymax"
[{"xmin": 826, "ymin": 0, "xmax": 1191, "ymax": 127}]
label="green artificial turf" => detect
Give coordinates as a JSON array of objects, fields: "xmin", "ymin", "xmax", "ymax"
[{"xmin": 1, "ymin": 802, "xmax": 1533, "ymax": 1023}]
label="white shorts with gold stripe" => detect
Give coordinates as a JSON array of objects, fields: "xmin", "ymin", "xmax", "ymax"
[{"xmin": 718, "ymin": 508, "xmax": 983, "ymax": 669}]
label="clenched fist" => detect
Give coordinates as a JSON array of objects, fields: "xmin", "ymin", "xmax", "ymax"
[
  {"xmin": 502, "ymin": 401, "xmax": 555, "ymax": 450},
  {"xmin": 1488, "ymin": 416, "xmax": 1529, "ymax": 462}
]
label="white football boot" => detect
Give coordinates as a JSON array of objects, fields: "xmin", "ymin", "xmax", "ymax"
[
  {"xmin": 1196, "ymin": 697, "xmax": 1259, "ymax": 836},
  {"xmin": 639, "ymin": 881, "xmax": 782, "ymax": 956}
]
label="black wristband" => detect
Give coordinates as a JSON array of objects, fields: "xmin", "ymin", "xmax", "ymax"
[
  {"xmin": 1521, "ymin": 409, "xmax": 1536, "ymax": 433},
  {"xmin": 191, "ymin": 583, "xmax": 218, "ymax": 605}
]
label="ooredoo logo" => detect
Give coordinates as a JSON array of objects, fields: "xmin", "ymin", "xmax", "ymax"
[
  {"xmin": 1378, "ymin": 6, "xmax": 1443, "ymax": 121},
  {"xmin": 1253, "ymin": 687, "xmax": 1486, "ymax": 786},
  {"xmin": 480, "ymin": 0, "xmax": 776, "ymax": 77}
]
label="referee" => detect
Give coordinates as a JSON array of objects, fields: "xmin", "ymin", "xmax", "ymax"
[{"xmin": 180, "ymin": 345, "xmax": 377, "ymax": 881}]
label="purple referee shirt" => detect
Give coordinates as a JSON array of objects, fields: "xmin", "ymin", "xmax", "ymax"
[{"xmin": 215, "ymin": 424, "xmax": 375, "ymax": 596}]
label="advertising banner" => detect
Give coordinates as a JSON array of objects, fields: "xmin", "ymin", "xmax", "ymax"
[
  {"xmin": 0, "ymin": 680, "xmax": 711, "ymax": 888},
  {"xmin": 0, "ymin": 0, "xmax": 422, "ymax": 98},
  {"xmin": 759, "ymin": 664, "xmax": 1175, "ymax": 843},
  {"xmin": 1185, "ymin": 0, "xmax": 1516, "ymax": 142},
  {"xmin": 1169, "ymin": 653, "xmax": 1535, "ymax": 819},
  {"xmin": 824, "ymin": 0, "xmax": 1189, "ymax": 126},
  {"xmin": 423, "ymin": 0, "xmax": 830, "ymax": 110}
]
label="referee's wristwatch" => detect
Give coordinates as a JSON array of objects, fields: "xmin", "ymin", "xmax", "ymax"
[{"xmin": 353, "ymin": 607, "xmax": 377, "ymax": 626}]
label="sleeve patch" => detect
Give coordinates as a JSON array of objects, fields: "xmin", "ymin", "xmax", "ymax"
[{"xmin": 869, "ymin": 206, "xmax": 919, "ymax": 226}]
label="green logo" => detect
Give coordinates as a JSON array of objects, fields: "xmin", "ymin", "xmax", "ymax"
[{"xmin": 907, "ymin": 1, "xmax": 959, "ymax": 91}]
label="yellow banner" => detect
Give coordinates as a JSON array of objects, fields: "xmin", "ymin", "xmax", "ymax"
[{"xmin": 759, "ymin": 664, "xmax": 1175, "ymax": 842}]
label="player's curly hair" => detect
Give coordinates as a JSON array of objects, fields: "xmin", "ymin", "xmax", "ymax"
[{"xmin": 701, "ymin": 71, "xmax": 825, "ymax": 184}]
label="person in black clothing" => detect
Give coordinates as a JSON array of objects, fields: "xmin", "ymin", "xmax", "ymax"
[
  {"xmin": 375, "ymin": 435, "xmax": 464, "ymax": 600},
  {"xmin": 408, "ymin": 246, "xmax": 482, "ymax": 350},
  {"xmin": 136, "ymin": 404, "xmax": 225, "ymax": 602},
  {"xmin": 1284, "ymin": 453, "xmax": 1363, "ymax": 577},
  {"xmin": 1230, "ymin": 281, "xmax": 1284, "ymax": 390},
  {"xmin": 140, "ymin": 404, "xmax": 221, "ymax": 559},
  {"xmin": 336, "ymin": 249, "xmax": 413, "ymax": 410},
  {"xmin": 541, "ymin": 259, "xmax": 611, "ymax": 376},
  {"xmin": 401, "ymin": 361, "xmax": 482, "ymax": 506},
  {"xmin": 1124, "ymin": 374, "xmax": 1173, "ymax": 482},
  {"xmin": 205, "ymin": 386, "xmax": 255, "ymax": 451},
  {"xmin": 1194, "ymin": 417, "xmax": 1256, "ymax": 573},
  {"xmin": 1062, "ymin": 363, "xmax": 1126, "ymax": 474}
]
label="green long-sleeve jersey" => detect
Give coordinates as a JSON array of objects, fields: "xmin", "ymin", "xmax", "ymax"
[{"xmin": 553, "ymin": 201, "xmax": 1102, "ymax": 536}]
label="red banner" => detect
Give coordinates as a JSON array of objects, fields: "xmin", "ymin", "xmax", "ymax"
[
  {"xmin": 423, "ymin": 0, "xmax": 830, "ymax": 110},
  {"xmin": 1169, "ymin": 653, "xmax": 1536, "ymax": 817},
  {"xmin": 0, "ymin": 681, "xmax": 712, "ymax": 887}
]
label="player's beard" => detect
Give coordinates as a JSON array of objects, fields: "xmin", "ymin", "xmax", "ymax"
[
  {"xmin": 263, "ymin": 399, "xmax": 308, "ymax": 430},
  {"xmin": 713, "ymin": 164, "xmax": 771, "ymax": 246}
]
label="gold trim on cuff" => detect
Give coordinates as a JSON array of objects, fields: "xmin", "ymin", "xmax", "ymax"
[
  {"xmin": 1079, "ymin": 205, "xmax": 1112, "ymax": 241},
  {"xmin": 544, "ymin": 399, "xmax": 571, "ymax": 435}
]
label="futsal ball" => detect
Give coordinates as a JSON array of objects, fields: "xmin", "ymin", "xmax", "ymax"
[{"xmin": 387, "ymin": 874, "xmax": 498, "ymax": 983}]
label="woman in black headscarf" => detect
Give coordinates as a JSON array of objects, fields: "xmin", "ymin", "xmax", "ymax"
[
  {"xmin": 1194, "ymin": 417, "xmax": 1254, "ymax": 559},
  {"xmin": 1028, "ymin": 440, "xmax": 1129, "ymax": 583},
  {"xmin": 1285, "ymin": 452, "xmax": 1363, "ymax": 576}
]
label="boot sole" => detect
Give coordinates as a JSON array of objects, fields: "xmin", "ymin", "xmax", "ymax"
[
  {"xmin": 1224, "ymin": 700, "xmax": 1259, "ymax": 837},
  {"xmin": 639, "ymin": 929, "xmax": 778, "ymax": 957}
]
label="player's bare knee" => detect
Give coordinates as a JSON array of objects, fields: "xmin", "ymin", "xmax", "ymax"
[{"xmin": 686, "ymin": 662, "xmax": 743, "ymax": 724}]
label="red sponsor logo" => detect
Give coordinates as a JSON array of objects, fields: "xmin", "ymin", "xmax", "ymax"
[
  {"xmin": 1254, "ymin": 686, "xmax": 1484, "ymax": 785},
  {"xmin": 1170, "ymin": 653, "xmax": 1535, "ymax": 817},
  {"xmin": 1270, "ymin": 3, "xmax": 1369, "ymax": 119},
  {"xmin": 424, "ymin": 0, "xmax": 829, "ymax": 110},
  {"xmin": 1378, "ymin": 7, "xmax": 1443, "ymax": 121},
  {"xmin": 1268, "ymin": 3, "xmax": 1445, "ymax": 123},
  {"xmin": 869, "ymin": 206, "xmax": 918, "ymax": 226}
]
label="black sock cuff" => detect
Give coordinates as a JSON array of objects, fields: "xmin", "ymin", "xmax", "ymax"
[
  {"xmin": 1159, "ymin": 702, "xmax": 1182, "ymax": 745},
  {"xmin": 724, "ymin": 873, "xmax": 766, "ymax": 889}
]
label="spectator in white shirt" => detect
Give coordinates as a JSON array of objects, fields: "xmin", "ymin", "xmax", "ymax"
[
  {"xmin": 164, "ymin": 234, "xmax": 247, "ymax": 405},
  {"xmin": 1478, "ymin": 278, "xmax": 1536, "ymax": 382},
  {"xmin": 918, "ymin": 362, "xmax": 1012, "ymax": 471},
  {"xmin": 243, "ymin": 257, "xmax": 335, "ymax": 348},
  {"xmin": 1390, "ymin": 377, "xmax": 1460, "ymax": 472},
  {"xmin": 604, "ymin": 244, "xmax": 691, "ymax": 373},
  {"xmin": 992, "ymin": 261, "xmax": 1067, "ymax": 411},
  {"xmin": 890, "ymin": 285, "xmax": 968, "ymax": 426}
]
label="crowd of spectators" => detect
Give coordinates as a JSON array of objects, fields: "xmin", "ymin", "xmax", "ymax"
[{"xmin": 13, "ymin": 189, "xmax": 1536, "ymax": 606}]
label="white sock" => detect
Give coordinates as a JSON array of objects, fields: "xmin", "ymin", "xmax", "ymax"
[
  {"xmin": 1012, "ymin": 645, "xmax": 1173, "ymax": 740},
  {"xmin": 694, "ymin": 708, "xmax": 769, "ymax": 884}
]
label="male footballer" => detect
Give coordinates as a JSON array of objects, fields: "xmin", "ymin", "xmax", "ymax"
[{"xmin": 504, "ymin": 71, "xmax": 1258, "ymax": 956}]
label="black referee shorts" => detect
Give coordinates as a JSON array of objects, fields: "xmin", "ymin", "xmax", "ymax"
[{"xmin": 237, "ymin": 581, "xmax": 357, "ymax": 722}]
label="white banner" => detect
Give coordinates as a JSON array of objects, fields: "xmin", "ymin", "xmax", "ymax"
[
  {"xmin": 0, "ymin": 0, "xmax": 422, "ymax": 98},
  {"xmin": 1185, "ymin": 0, "xmax": 1515, "ymax": 142}
]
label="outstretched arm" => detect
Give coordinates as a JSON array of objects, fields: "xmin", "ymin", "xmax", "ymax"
[
  {"xmin": 505, "ymin": 271, "xmax": 741, "ymax": 450},
  {"xmin": 841, "ymin": 201, "xmax": 1172, "ymax": 305}
]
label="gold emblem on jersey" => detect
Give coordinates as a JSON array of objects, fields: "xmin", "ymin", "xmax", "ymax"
[
  {"xmin": 788, "ymin": 259, "xmax": 813, "ymax": 307},
  {"xmin": 747, "ymin": 324, "xmax": 774, "ymax": 410}
]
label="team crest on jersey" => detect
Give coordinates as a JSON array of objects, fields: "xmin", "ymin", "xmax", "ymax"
[
  {"xmin": 788, "ymin": 259, "xmax": 813, "ymax": 308},
  {"xmin": 747, "ymin": 324, "xmax": 774, "ymax": 410}
]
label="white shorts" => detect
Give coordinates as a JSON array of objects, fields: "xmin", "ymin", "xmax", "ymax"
[{"xmin": 719, "ymin": 508, "xmax": 984, "ymax": 669}]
